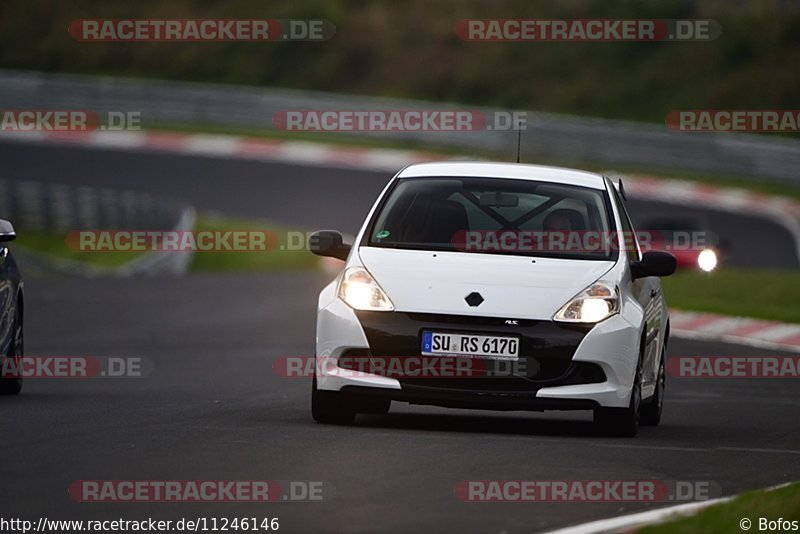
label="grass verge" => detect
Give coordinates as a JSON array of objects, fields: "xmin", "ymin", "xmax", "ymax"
[
  {"xmin": 189, "ymin": 214, "xmax": 319, "ymax": 272},
  {"xmin": 638, "ymin": 482, "xmax": 800, "ymax": 534},
  {"xmin": 661, "ymin": 268, "xmax": 800, "ymax": 323},
  {"xmin": 11, "ymin": 214, "xmax": 321, "ymax": 272},
  {"xmin": 12, "ymin": 232, "xmax": 144, "ymax": 267}
]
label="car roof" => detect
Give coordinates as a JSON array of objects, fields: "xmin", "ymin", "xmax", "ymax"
[{"xmin": 396, "ymin": 162, "xmax": 607, "ymax": 190}]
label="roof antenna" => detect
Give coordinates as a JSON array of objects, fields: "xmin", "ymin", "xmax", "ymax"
[{"xmin": 515, "ymin": 121, "xmax": 522, "ymax": 163}]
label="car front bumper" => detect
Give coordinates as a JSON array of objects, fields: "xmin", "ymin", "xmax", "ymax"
[{"xmin": 316, "ymin": 292, "xmax": 641, "ymax": 409}]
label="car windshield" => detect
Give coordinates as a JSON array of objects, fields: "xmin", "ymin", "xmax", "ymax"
[{"xmin": 367, "ymin": 176, "xmax": 616, "ymax": 260}]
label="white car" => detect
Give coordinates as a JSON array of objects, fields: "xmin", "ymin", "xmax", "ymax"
[{"xmin": 310, "ymin": 162, "xmax": 676, "ymax": 437}]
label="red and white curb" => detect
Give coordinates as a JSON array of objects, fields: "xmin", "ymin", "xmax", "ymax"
[
  {"xmin": 0, "ymin": 129, "xmax": 442, "ymax": 172},
  {"xmin": 670, "ymin": 310, "xmax": 800, "ymax": 353}
]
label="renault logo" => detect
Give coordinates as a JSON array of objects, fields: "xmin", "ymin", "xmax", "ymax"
[{"xmin": 465, "ymin": 292, "xmax": 484, "ymax": 307}]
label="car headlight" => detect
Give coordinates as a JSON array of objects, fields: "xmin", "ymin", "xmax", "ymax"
[
  {"xmin": 338, "ymin": 267, "xmax": 394, "ymax": 311},
  {"xmin": 697, "ymin": 249, "xmax": 717, "ymax": 272},
  {"xmin": 554, "ymin": 281, "xmax": 619, "ymax": 323}
]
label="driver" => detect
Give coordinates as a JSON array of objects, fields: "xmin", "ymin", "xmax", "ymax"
[{"xmin": 542, "ymin": 209, "xmax": 585, "ymax": 253}]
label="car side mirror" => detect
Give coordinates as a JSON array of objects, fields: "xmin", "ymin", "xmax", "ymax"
[
  {"xmin": 309, "ymin": 230, "xmax": 351, "ymax": 261},
  {"xmin": 0, "ymin": 219, "xmax": 16, "ymax": 242},
  {"xmin": 631, "ymin": 251, "xmax": 676, "ymax": 279}
]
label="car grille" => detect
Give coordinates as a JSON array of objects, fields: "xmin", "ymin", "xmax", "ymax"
[{"xmin": 349, "ymin": 311, "xmax": 603, "ymax": 393}]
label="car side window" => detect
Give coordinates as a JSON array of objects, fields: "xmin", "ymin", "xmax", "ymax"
[{"xmin": 608, "ymin": 180, "xmax": 641, "ymax": 262}]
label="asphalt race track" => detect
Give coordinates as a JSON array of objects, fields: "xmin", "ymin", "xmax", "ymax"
[{"xmin": 1, "ymin": 140, "xmax": 799, "ymax": 533}]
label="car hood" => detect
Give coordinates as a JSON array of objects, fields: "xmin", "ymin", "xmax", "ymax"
[{"xmin": 357, "ymin": 247, "xmax": 616, "ymax": 320}]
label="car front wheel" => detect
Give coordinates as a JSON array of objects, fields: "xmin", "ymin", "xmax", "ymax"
[
  {"xmin": 311, "ymin": 375, "xmax": 356, "ymax": 425},
  {"xmin": 640, "ymin": 346, "xmax": 666, "ymax": 426},
  {"xmin": 594, "ymin": 358, "xmax": 641, "ymax": 437}
]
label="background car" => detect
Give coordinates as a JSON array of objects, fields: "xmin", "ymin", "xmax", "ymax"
[{"xmin": 639, "ymin": 215, "xmax": 726, "ymax": 272}]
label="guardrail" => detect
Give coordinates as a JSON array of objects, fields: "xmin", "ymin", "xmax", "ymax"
[
  {"xmin": 0, "ymin": 179, "xmax": 194, "ymax": 276},
  {"xmin": 1, "ymin": 69, "xmax": 800, "ymax": 185}
]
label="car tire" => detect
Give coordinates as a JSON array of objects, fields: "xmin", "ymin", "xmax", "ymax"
[
  {"xmin": 594, "ymin": 358, "xmax": 641, "ymax": 437},
  {"xmin": 640, "ymin": 346, "xmax": 666, "ymax": 426},
  {"xmin": 311, "ymin": 375, "xmax": 356, "ymax": 425},
  {"xmin": 0, "ymin": 305, "xmax": 23, "ymax": 395}
]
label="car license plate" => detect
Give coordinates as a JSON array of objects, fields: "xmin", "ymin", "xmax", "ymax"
[{"xmin": 421, "ymin": 332, "xmax": 519, "ymax": 359}]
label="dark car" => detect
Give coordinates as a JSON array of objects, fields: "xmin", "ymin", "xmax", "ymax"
[{"xmin": 0, "ymin": 218, "xmax": 24, "ymax": 395}]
